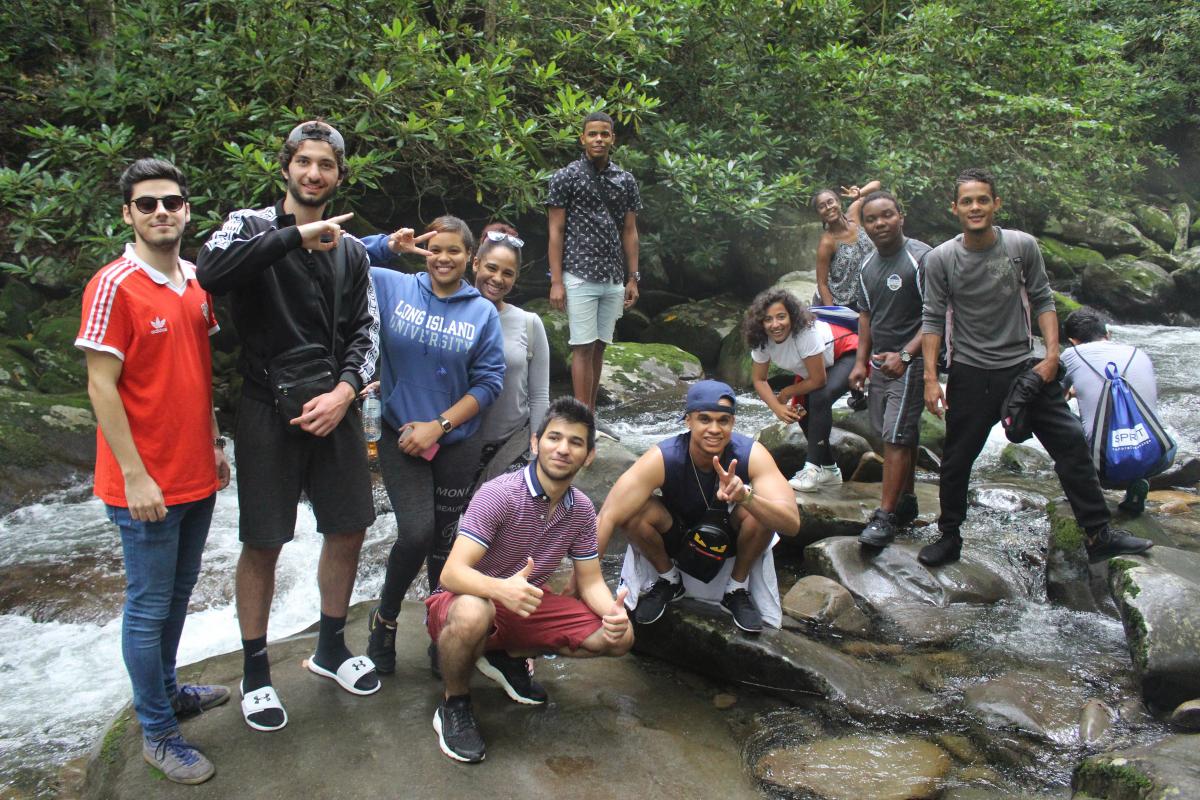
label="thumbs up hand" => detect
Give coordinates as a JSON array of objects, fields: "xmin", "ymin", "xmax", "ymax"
[
  {"xmin": 498, "ymin": 557, "xmax": 544, "ymax": 617},
  {"xmin": 601, "ymin": 587, "xmax": 631, "ymax": 643}
]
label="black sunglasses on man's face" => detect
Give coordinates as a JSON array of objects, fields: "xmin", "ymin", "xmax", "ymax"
[{"xmin": 130, "ymin": 195, "xmax": 186, "ymax": 214}]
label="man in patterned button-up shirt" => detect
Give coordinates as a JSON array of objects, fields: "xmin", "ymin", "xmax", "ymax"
[{"xmin": 547, "ymin": 112, "xmax": 642, "ymax": 425}]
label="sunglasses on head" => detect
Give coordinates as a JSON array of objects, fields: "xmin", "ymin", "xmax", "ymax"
[
  {"xmin": 130, "ymin": 195, "xmax": 186, "ymax": 214},
  {"xmin": 485, "ymin": 230, "xmax": 524, "ymax": 248}
]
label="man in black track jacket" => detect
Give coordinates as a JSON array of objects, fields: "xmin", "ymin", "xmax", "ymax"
[{"xmin": 197, "ymin": 120, "xmax": 382, "ymax": 733}]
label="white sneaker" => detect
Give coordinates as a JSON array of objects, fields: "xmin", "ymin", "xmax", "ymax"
[{"xmin": 789, "ymin": 463, "xmax": 842, "ymax": 492}]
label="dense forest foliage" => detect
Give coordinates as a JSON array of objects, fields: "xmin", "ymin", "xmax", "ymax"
[{"xmin": 1, "ymin": 0, "xmax": 1198, "ymax": 290}]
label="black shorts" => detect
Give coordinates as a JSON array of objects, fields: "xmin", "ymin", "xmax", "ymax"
[{"xmin": 234, "ymin": 394, "xmax": 375, "ymax": 547}]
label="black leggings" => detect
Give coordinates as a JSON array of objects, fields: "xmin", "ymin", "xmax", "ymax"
[
  {"xmin": 800, "ymin": 352, "xmax": 856, "ymax": 466},
  {"xmin": 376, "ymin": 425, "xmax": 483, "ymax": 619}
]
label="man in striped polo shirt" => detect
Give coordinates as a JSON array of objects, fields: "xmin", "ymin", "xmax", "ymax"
[
  {"xmin": 77, "ymin": 158, "xmax": 231, "ymax": 784},
  {"xmin": 427, "ymin": 397, "xmax": 633, "ymax": 763}
]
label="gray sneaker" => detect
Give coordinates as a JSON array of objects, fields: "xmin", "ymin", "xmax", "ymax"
[{"xmin": 143, "ymin": 730, "xmax": 214, "ymax": 784}]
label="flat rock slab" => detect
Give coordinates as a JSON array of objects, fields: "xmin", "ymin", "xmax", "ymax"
[
  {"xmin": 83, "ymin": 602, "xmax": 760, "ymax": 800},
  {"xmin": 776, "ymin": 481, "xmax": 940, "ymax": 553},
  {"xmin": 753, "ymin": 735, "xmax": 951, "ymax": 800},
  {"xmin": 962, "ymin": 670, "xmax": 1087, "ymax": 745},
  {"xmin": 1073, "ymin": 734, "xmax": 1200, "ymax": 800},
  {"xmin": 632, "ymin": 599, "xmax": 943, "ymax": 723},
  {"xmin": 1108, "ymin": 547, "xmax": 1200, "ymax": 711}
]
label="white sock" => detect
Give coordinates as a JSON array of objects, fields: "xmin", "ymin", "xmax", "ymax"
[
  {"xmin": 658, "ymin": 566, "xmax": 681, "ymax": 584},
  {"xmin": 727, "ymin": 576, "xmax": 749, "ymax": 592}
]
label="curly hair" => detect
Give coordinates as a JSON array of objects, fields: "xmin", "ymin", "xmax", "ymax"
[{"xmin": 742, "ymin": 288, "xmax": 814, "ymax": 351}]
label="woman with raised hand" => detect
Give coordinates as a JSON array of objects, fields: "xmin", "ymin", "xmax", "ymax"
[
  {"xmin": 813, "ymin": 180, "xmax": 880, "ymax": 307},
  {"xmin": 743, "ymin": 288, "xmax": 858, "ymax": 492},
  {"xmin": 359, "ymin": 216, "xmax": 505, "ymax": 675},
  {"xmin": 471, "ymin": 222, "xmax": 551, "ymax": 484}
]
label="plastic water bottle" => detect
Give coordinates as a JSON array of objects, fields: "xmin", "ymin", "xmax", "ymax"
[{"xmin": 362, "ymin": 387, "xmax": 381, "ymax": 457}]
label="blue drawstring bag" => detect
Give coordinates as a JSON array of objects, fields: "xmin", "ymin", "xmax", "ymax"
[{"xmin": 1086, "ymin": 352, "xmax": 1176, "ymax": 484}]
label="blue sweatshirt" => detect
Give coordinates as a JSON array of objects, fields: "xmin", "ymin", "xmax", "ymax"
[{"xmin": 369, "ymin": 257, "xmax": 505, "ymax": 446}]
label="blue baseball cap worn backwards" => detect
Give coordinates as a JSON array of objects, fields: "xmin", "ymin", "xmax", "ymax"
[{"xmin": 684, "ymin": 380, "xmax": 737, "ymax": 416}]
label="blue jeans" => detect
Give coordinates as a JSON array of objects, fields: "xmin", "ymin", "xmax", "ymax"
[{"xmin": 107, "ymin": 494, "xmax": 215, "ymax": 737}]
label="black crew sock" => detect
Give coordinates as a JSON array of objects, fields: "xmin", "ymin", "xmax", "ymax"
[
  {"xmin": 314, "ymin": 613, "xmax": 353, "ymax": 670},
  {"xmin": 242, "ymin": 635, "xmax": 271, "ymax": 692}
]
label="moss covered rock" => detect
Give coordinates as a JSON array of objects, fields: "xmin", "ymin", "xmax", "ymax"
[
  {"xmin": 523, "ymin": 298, "xmax": 570, "ymax": 380},
  {"xmin": 597, "ymin": 341, "xmax": 701, "ymax": 406},
  {"xmin": 1170, "ymin": 202, "xmax": 1192, "ymax": 254},
  {"xmin": 0, "ymin": 390, "xmax": 96, "ymax": 514},
  {"xmin": 714, "ymin": 327, "xmax": 753, "ymax": 389},
  {"xmin": 1108, "ymin": 548, "xmax": 1200, "ymax": 712},
  {"xmin": 999, "ymin": 443, "xmax": 1051, "ymax": 474},
  {"xmin": 1074, "ymin": 734, "xmax": 1200, "ymax": 800},
  {"xmin": 1079, "ymin": 256, "xmax": 1175, "ymax": 322},
  {"xmin": 0, "ymin": 342, "xmax": 37, "ymax": 390},
  {"xmin": 0, "ymin": 279, "xmax": 41, "ymax": 336},
  {"xmin": 1132, "ymin": 204, "xmax": 1178, "ymax": 251},
  {"xmin": 1171, "ymin": 247, "xmax": 1200, "ymax": 316},
  {"xmin": 1053, "ymin": 291, "xmax": 1082, "ymax": 323},
  {"xmin": 642, "ymin": 295, "xmax": 745, "ymax": 367},
  {"xmin": 1038, "ymin": 237, "xmax": 1104, "ymax": 282},
  {"xmin": 1045, "ymin": 210, "xmax": 1156, "ymax": 256}
]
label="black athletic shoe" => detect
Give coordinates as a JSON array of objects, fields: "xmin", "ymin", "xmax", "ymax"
[
  {"xmin": 634, "ymin": 578, "xmax": 685, "ymax": 625},
  {"xmin": 428, "ymin": 641, "xmax": 441, "ymax": 680},
  {"xmin": 895, "ymin": 492, "xmax": 919, "ymax": 527},
  {"xmin": 1118, "ymin": 478, "xmax": 1150, "ymax": 517},
  {"xmin": 858, "ymin": 508, "xmax": 897, "ymax": 548},
  {"xmin": 1086, "ymin": 527, "xmax": 1153, "ymax": 564},
  {"xmin": 720, "ymin": 588, "xmax": 763, "ymax": 633},
  {"xmin": 848, "ymin": 389, "xmax": 869, "ymax": 412},
  {"xmin": 433, "ymin": 695, "xmax": 485, "ymax": 763},
  {"xmin": 918, "ymin": 530, "xmax": 962, "ymax": 566},
  {"xmin": 476, "ymin": 651, "xmax": 547, "ymax": 705},
  {"xmin": 366, "ymin": 606, "xmax": 397, "ymax": 675}
]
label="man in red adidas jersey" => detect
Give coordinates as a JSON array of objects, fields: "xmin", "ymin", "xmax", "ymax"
[
  {"xmin": 76, "ymin": 158, "xmax": 231, "ymax": 785},
  {"xmin": 427, "ymin": 397, "xmax": 633, "ymax": 763}
]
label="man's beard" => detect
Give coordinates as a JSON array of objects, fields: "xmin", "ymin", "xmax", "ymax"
[{"xmin": 286, "ymin": 176, "xmax": 337, "ymax": 209}]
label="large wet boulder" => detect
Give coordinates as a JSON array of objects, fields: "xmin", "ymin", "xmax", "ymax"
[
  {"xmin": 1073, "ymin": 734, "xmax": 1200, "ymax": 800},
  {"xmin": 756, "ymin": 421, "xmax": 872, "ymax": 478},
  {"xmin": 1079, "ymin": 256, "xmax": 1175, "ymax": 323},
  {"xmin": 832, "ymin": 407, "xmax": 947, "ymax": 459},
  {"xmin": 1038, "ymin": 237, "xmax": 1104, "ymax": 282},
  {"xmin": 1132, "ymin": 204, "xmax": 1178, "ymax": 251},
  {"xmin": 1044, "ymin": 211, "xmax": 1157, "ymax": 256},
  {"xmin": 729, "ymin": 209, "xmax": 824, "ymax": 295},
  {"xmin": 1172, "ymin": 247, "xmax": 1200, "ymax": 316},
  {"xmin": 752, "ymin": 734, "xmax": 951, "ymax": 800},
  {"xmin": 0, "ymin": 391, "xmax": 96, "ymax": 515},
  {"xmin": 641, "ymin": 295, "xmax": 744, "ymax": 367},
  {"xmin": 84, "ymin": 602, "xmax": 764, "ymax": 800},
  {"xmin": 522, "ymin": 298, "xmax": 570, "ymax": 379},
  {"xmin": 633, "ymin": 599, "xmax": 943, "ymax": 722},
  {"xmin": 804, "ymin": 537, "xmax": 1032, "ymax": 645},
  {"xmin": 1169, "ymin": 202, "xmax": 1191, "ymax": 253},
  {"xmin": 597, "ymin": 342, "xmax": 702, "ymax": 406},
  {"xmin": 575, "ymin": 437, "xmax": 639, "ymax": 521},
  {"xmin": 0, "ymin": 279, "xmax": 41, "ymax": 336},
  {"xmin": 998, "ymin": 443, "xmax": 1051, "ymax": 474},
  {"xmin": 772, "ymin": 481, "xmax": 940, "ymax": 552},
  {"xmin": 772, "ymin": 269, "xmax": 819, "ymax": 304},
  {"xmin": 1108, "ymin": 548, "xmax": 1200, "ymax": 712},
  {"xmin": 962, "ymin": 669, "xmax": 1087, "ymax": 745},
  {"xmin": 714, "ymin": 326, "xmax": 753, "ymax": 389},
  {"xmin": 781, "ymin": 575, "xmax": 871, "ymax": 636}
]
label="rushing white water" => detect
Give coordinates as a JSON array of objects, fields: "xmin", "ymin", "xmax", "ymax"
[{"xmin": 0, "ymin": 323, "xmax": 1196, "ymax": 793}]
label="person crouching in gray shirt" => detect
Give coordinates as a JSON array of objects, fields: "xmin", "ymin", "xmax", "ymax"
[{"xmin": 918, "ymin": 168, "xmax": 1151, "ymax": 567}]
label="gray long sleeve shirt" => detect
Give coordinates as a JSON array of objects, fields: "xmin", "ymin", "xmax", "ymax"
[
  {"xmin": 921, "ymin": 227, "xmax": 1055, "ymax": 370},
  {"xmin": 478, "ymin": 304, "xmax": 551, "ymax": 442}
]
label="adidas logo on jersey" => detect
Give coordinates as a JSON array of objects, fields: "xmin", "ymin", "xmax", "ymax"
[{"xmin": 150, "ymin": 316, "xmax": 168, "ymax": 334}]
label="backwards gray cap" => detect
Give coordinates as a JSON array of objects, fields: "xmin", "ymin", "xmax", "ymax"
[{"xmin": 285, "ymin": 121, "xmax": 346, "ymax": 153}]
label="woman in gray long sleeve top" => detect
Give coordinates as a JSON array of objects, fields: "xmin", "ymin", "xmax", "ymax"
[{"xmin": 473, "ymin": 223, "xmax": 551, "ymax": 481}]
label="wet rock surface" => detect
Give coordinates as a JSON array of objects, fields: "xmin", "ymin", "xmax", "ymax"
[
  {"xmin": 1107, "ymin": 547, "xmax": 1200, "ymax": 712},
  {"xmin": 1080, "ymin": 256, "xmax": 1176, "ymax": 322},
  {"xmin": 963, "ymin": 670, "xmax": 1087, "ymax": 744},
  {"xmin": 641, "ymin": 294, "xmax": 745, "ymax": 367},
  {"xmin": 781, "ymin": 575, "xmax": 870, "ymax": 636},
  {"xmin": 753, "ymin": 734, "xmax": 952, "ymax": 800},
  {"xmin": 1073, "ymin": 734, "xmax": 1200, "ymax": 800},
  {"xmin": 595, "ymin": 341, "xmax": 701, "ymax": 405},
  {"xmin": 773, "ymin": 481, "xmax": 940, "ymax": 552},
  {"xmin": 0, "ymin": 391, "xmax": 96, "ymax": 515},
  {"xmin": 83, "ymin": 602, "xmax": 762, "ymax": 800}
]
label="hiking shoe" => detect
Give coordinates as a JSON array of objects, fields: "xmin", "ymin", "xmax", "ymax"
[
  {"xmin": 476, "ymin": 651, "xmax": 547, "ymax": 705},
  {"xmin": 595, "ymin": 416, "xmax": 621, "ymax": 442},
  {"xmin": 1118, "ymin": 478, "xmax": 1150, "ymax": 517},
  {"xmin": 918, "ymin": 530, "xmax": 962, "ymax": 566},
  {"xmin": 1086, "ymin": 527, "xmax": 1153, "ymax": 564},
  {"xmin": 790, "ymin": 464, "xmax": 842, "ymax": 492},
  {"xmin": 171, "ymin": 684, "xmax": 230, "ymax": 719},
  {"xmin": 720, "ymin": 588, "xmax": 763, "ymax": 633},
  {"xmin": 895, "ymin": 492, "xmax": 919, "ymax": 527},
  {"xmin": 634, "ymin": 578, "xmax": 685, "ymax": 625},
  {"xmin": 433, "ymin": 695, "xmax": 486, "ymax": 763},
  {"xmin": 858, "ymin": 508, "xmax": 897, "ymax": 548},
  {"xmin": 366, "ymin": 606, "xmax": 397, "ymax": 675},
  {"xmin": 428, "ymin": 641, "xmax": 441, "ymax": 680},
  {"xmin": 143, "ymin": 730, "xmax": 215, "ymax": 785}
]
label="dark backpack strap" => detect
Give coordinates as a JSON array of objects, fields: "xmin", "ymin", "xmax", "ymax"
[{"xmin": 330, "ymin": 241, "xmax": 344, "ymax": 360}]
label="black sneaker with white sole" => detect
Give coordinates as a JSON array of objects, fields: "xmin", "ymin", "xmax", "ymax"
[
  {"xmin": 859, "ymin": 508, "xmax": 897, "ymax": 548},
  {"xmin": 433, "ymin": 695, "xmax": 485, "ymax": 763},
  {"xmin": 476, "ymin": 651, "xmax": 547, "ymax": 705},
  {"xmin": 720, "ymin": 588, "xmax": 763, "ymax": 633},
  {"xmin": 1086, "ymin": 526, "xmax": 1153, "ymax": 564},
  {"xmin": 633, "ymin": 578, "xmax": 685, "ymax": 625}
]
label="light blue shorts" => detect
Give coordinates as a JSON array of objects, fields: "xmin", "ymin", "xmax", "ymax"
[{"xmin": 564, "ymin": 272, "xmax": 625, "ymax": 346}]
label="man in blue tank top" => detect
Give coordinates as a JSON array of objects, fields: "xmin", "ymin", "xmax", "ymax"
[{"xmin": 596, "ymin": 381, "xmax": 800, "ymax": 633}]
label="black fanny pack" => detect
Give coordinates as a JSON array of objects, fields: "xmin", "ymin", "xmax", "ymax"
[
  {"xmin": 267, "ymin": 344, "xmax": 337, "ymax": 433},
  {"xmin": 675, "ymin": 508, "xmax": 735, "ymax": 583}
]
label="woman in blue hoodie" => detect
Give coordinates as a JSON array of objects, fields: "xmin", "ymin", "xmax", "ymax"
[{"xmin": 361, "ymin": 215, "xmax": 505, "ymax": 674}]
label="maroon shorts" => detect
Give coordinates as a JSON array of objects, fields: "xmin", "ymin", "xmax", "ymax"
[{"xmin": 425, "ymin": 590, "xmax": 603, "ymax": 653}]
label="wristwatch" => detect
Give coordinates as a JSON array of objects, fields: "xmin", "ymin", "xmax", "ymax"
[
  {"xmin": 437, "ymin": 415, "xmax": 453, "ymax": 434},
  {"xmin": 899, "ymin": 350, "xmax": 913, "ymax": 364},
  {"xmin": 213, "ymin": 437, "xmax": 227, "ymax": 449},
  {"xmin": 629, "ymin": 272, "xmax": 641, "ymax": 283}
]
